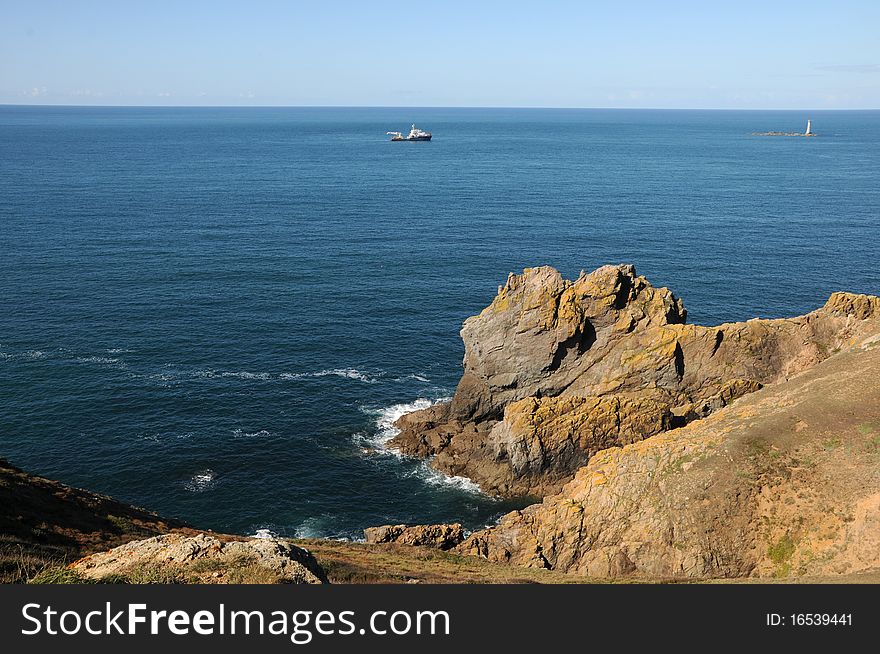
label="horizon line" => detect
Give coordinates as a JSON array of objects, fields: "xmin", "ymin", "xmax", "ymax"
[{"xmin": 2, "ymin": 103, "xmax": 879, "ymax": 112}]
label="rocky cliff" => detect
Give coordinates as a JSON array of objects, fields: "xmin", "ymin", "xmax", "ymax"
[
  {"xmin": 392, "ymin": 265, "xmax": 880, "ymax": 497},
  {"xmin": 1, "ymin": 460, "xmax": 586, "ymax": 584},
  {"xmin": 5, "ymin": 264, "xmax": 879, "ymax": 584},
  {"xmin": 458, "ymin": 339, "xmax": 880, "ymax": 579}
]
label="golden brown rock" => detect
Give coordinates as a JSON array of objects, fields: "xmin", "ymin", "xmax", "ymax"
[
  {"xmin": 458, "ymin": 340, "xmax": 880, "ymax": 579},
  {"xmin": 363, "ymin": 523, "xmax": 465, "ymax": 550},
  {"xmin": 392, "ymin": 265, "xmax": 880, "ymax": 497},
  {"xmin": 71, "ymin": 533, "xmax": 328, "ymax": 584}
]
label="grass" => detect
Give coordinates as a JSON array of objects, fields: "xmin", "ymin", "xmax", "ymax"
[
  {"xmin": 190, "ymin": 556, "xmax": 224, "ymax": 573},
  {"xmin": 29, "ymin": 566, "xmax": 91, "ymax": 584},
  {"xmin": 106, "ymin": 515, "xmax": 138, "ymax": 533},
  {"xmin": 0, "ymin": 540, "xmax": 71, "ymax": 584},
  {"xmin": 294, "ymin": 539, "xmax": 594, "ymax": 584},
  {"xmin": 745, "ymin": 437, "xmax": 770, "ymax": 457},
  {"xmin": 29, "ymin": 553, "xmax": 297, "ymax": 585},
  {"xmin": 822, "ymin": 437, "xmax": 842, "ymax": 451}
]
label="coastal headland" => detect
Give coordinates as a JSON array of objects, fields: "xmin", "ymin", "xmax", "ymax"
[{"xmin": 3, "ymin": 265, "xmax": 879, "ymax": 583}]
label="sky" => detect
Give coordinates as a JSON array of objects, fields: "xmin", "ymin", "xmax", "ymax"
[{"xmin": 1, "ymin": 0, "xmax": 878, "ymax": 109}]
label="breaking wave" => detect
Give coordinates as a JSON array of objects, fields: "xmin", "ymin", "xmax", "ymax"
[
  {"xmin": 0, "ymin": 348, "xmax": 47, "ymax": 361},
  {"xmin": 393, "ymin": 373, "xmax": 431, "ymax": 382},
  {"xmin": 151, "ymin": 366, "xmax": 382, "ymax": 384},
  {"xmin": 76, "ymin": 355, "xmax": 123, "ymax": 366},
  {"xmin": 358, "ymin": 397, "xmax": 439, "ymax": 449},
  {"xmin": 354, "ymin": 396, "xmax": 489, "ymax": 497},
  {"xmin": 406, "ymin": 461, "xmax": 485, "ymax": 495},
  {"xmin": 280, "ymin": 368, "xmax": 379, "ymax": 383},
  {"xmin": 232, "ymin": 428, "xmax": 273, "ymax": 438},
  {"xmin": 183, "ymin": 469, "xmax": 217, "ymax": 493},
  {"xmin": 293, "ymin": 515, "xmax": 353, "ymax": 540}
]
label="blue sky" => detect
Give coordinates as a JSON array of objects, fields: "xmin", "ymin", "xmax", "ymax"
[{"xmin": 1, "ymin": 0, "xmax": 878, "ymax": 108}]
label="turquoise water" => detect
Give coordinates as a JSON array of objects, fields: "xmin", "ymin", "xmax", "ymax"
[{"xmin": 1, "ymin": 106, "xmax": 877, "ymax": 538}]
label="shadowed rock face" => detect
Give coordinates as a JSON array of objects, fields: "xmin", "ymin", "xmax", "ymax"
[
  {"xmin": 458, "ymin": 341, "xmax": 880, "ymax": 579},
  {"xmin": 364, "ymin": 523, "xmax": 465, "ymax": 550},
  {"xmin": 391, "ymin": 265, "xmax": 880, "ymax": 497}
]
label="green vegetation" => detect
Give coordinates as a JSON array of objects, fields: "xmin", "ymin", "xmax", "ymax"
[
  {"xmin": 29, "ymin": 566, "xmax": 91, "ymax": 584},
  {"xmin": 107, "ymin": 515, "xmax": 138, "ymax": 533},
  {"xmin": 745, "ymin": 437, "xmax": 770, "ymax": 457},
  {"xmin": 190, "ymin": 557, "xmax": 224, "ymax": 573},
  {"xmin": 822, "ymin": 437, "xmax": 841, "ymax": 451},
  {"xmin": 768, "ymin": 535, "xmax": 795, "ymax": 564},
  {"xmin": 768, "ymin": 534, "xmax": 796, "ymax": 578}
]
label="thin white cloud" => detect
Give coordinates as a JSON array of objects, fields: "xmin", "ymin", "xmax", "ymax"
[
  {"xmin": 68, "ymin": 88, "xmax": 102, "ymax": 97},
  {"xmin": 814, "ymin": 64, "xmax": 880, "ymax": 74},
  {"xmin": 23, "ymin": 86, "xmax": 47, "ymax": 97}
]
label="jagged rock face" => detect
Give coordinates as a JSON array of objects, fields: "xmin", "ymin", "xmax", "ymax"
[
  {"xmin": 71, "ymin": 533, "xmax": 328, "ymax": 584},
  {"xmin": 363, "ymin": 523, "xmax": 465, "ymax": 550},
  {"xmin": 486, "ymin": 395, "xmax": 673, "ymax": 496},
  {"xmin": 392, "ymin": 264, "xmax": 880, "ymax": 497},
  {"xmin": 394, "ymin": 395, "xmax": 672, "ymax": 498},
  {"xmin": 458, "ymin": 341, "xmax": 880, "ymax": 579},
  {"xmin": 450, "ymin": 265, "xmax": 686, "ymax": 422}
]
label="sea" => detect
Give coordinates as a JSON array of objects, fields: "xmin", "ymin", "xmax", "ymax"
[{"xmin": 1, "ymin": 106, "xmax": 878, "ymax": 539}]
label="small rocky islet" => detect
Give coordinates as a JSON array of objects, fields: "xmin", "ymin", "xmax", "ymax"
[{"xmin": 4, "ymin": 264, "xmax": 880, "ymax": 583}]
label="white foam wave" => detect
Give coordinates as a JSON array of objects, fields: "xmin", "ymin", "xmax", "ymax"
[
  {"xmin": 184, "ymin": 367, "xmax": 378, "ymax": 383},
  {"xmin": 252, "ymin": 528, "xmax": 278, "ymax": 539},
  {"xmin": 221, "ymin": 371, "xmax": 271, "ymax": 380},
  {"xmin": 280, "ymin": 368, "xmax": 379, "ymax": 383},
  {"xmin": 356, "ymin": 396, "xmax": 490, "ymax": 496},
  {"xmin": 139, "ymin": 431, "xmax": 195, "ymax": 442},
  {"xmin": 0, "ymin": 349, "xmax": 48, "ymax": 361},
  {"xmin": 360, "ymin": 397, "xmax": 437, "ymax": 449},
  {"xmin": 189, "ymin": 369, "xmax": 272, "ymax": 381},
  {"xmin": 407, "ymin": 461, "xmax": 485, "ymax": 495},
  {"xmin": 293, "ymin": 516, "xmax": 347, "ymax": 540},
  {"xmin": 107, "ymin": 348, "xmax": 133, "ymax": 354},
  {"xmin": 183, "ymin": 469, "xmax": 217, "ymax": 493},
  {"xmin": 395, "ymin": 373, "xmax": 431, "ymax": 382},
  {"xmin": 232, "ymin": 428, "xmax": 272, "ymax": 438},
  {"xmin": 77, "ymin": 355, "xmax": 124, "ymax": 366},
  {"xmin": 148, "ymin": 372, "xmax": 178, "ymax": 383}
]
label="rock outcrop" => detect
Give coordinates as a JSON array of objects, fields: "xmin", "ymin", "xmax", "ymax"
[
  {"xmin": 458, "ymin": 339, "xmax": 880, "ymax": 579},
  {"xmin": 71, "ymin": 533, "xmax": 328, "ymax": 584},
  {"xmin": 392, "ymin": 265, "xmax": 880, "ymax": 496},
  {"xmin": 364, "ymin": 523, "xmax": 465, "ymax": 550}
]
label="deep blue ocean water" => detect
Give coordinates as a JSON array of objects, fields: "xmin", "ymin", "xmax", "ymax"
[{"xmin": 1, "ymin": 106, "xmax": 878, "ymax": 538}]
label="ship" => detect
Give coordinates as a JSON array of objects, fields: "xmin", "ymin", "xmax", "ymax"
[{"xmin": 387, "ymin": 124, "xmax": 432, "ymax": 141}]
